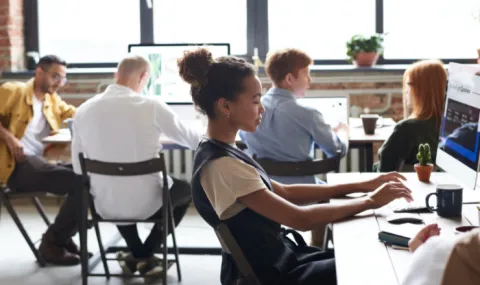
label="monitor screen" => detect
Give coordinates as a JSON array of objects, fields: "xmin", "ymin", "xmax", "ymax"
[
  {"xmin": 297, "ymin": 96, "xmax": 349, "ymax": 126},
  {"xmin": 128, "ymin": 43, "xmax": 230, "ymax": 103},
  {"xmin": 436, "ymin": 62, "xmax": 480, "ymax": 190},
  {"xmin": 439, "ymin": 98, "xmax": 480, "ymax": 170}
]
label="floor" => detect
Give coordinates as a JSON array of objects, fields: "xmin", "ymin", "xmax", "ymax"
[
  {"xmin": 0, "ymin": 204, "xmax": 224, "ymax": 285},
  {"xmin": 0, "ymin": 202, "xmax": 313, "ymax": 285}
]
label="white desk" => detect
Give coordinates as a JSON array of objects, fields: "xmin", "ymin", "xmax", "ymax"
[
  {"xmin": 328, "ymin": 172, "xmax": 480, "ymax": 285},
  {"xmin": 43, "ymin": 118, "xmax": 395, "ymax": 153}
]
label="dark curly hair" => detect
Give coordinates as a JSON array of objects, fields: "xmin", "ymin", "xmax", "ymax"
[{"xmin": 177, "ymin": 48, "xmax": 256, "ymax": 118}]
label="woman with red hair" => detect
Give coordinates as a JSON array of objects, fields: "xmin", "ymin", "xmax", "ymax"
[{"xmin": 376, "ymin": 59, "xmax": 447, "ymax": 171}]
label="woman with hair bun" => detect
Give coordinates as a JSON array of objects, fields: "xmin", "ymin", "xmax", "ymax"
[{"xmin": 179, "ymin": 48, "xmax": 412, "ymax": 285}]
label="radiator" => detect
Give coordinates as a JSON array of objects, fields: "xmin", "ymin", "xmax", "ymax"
[{"xmin": 164, "ymin": 149, "xmax": 361, "ymax": 182}]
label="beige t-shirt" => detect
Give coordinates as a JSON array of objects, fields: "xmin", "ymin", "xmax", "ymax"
[{"xmin": 200, "ymin": 156, "xmax": 268, "ymax": 220}]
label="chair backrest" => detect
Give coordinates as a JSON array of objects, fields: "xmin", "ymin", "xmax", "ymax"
[
  {"xmin": 77, "ymin": 152, "xmax": 169, "ymax": 222},
  {"xmin": 215, "ymin": 223, "xmax": 262, "ymax": 285},
  {"xmin": 254, "ymin": 151, "xmax": 341, "ymax": 177},
  {"xmin": 78, "ymin": 152, "xmax": 167, "ymax": 177},
  {"xmin": 396, "ymin": 160, "xmax": 415, "ymax": 172}
]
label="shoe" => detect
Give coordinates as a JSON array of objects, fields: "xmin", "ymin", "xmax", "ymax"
[
  {"xmin": 38, "ymin": 233, "xmax": 80, "ymax": 266},
  {"xmin": 137, "ymin": 257, "xmax": 175, "ymax": 282},
  {"xmin": 137, "ymin": 256, "xmax": 164, "ymax": 282},
  {"xmin": 116, "ymin": 251, "xmax": 138, "ymax": 275},
  {"xmin": 64, "ymin": 238, "xmax": 93, "ymax": 258}
]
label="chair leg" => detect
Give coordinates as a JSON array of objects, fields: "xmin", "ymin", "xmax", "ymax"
[
  {"xmin": 162, "ymin": 200, "xmax": 169, "ymax": 285},
  {"xmin": 169, "ymin": 199, "xmax": 181, "ymax": 281},
  {"xmin": 3, "ymin": 196, "xmax": 47, "ymax": 267},
  {"xmin": 78, "ymin": 186, "xmax": 89, "ymax": 285},
  {"xmin": 323, "ymin": 224, "xmax": 333, "ymax": 252},
  {"xmin": 32, "ymin": 197, "xmax": 51, "ymax": 226},
  {"xmin": 79, "ymin": 221, "xmax": 88, "ymax": 285},
  {"xmin": 94, "ymin": 223, "xmax": 110, "ymax": 279}
]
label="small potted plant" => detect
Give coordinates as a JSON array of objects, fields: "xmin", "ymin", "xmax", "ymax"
[
  {"xmin": 346, "ymin": 34, "xmax": 384, "ymax": 67},
  {"xmin": 414, "ymin": 143, "xmax": 434, "ymax": 182}
]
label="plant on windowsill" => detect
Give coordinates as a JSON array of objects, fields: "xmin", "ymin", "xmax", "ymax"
[
  {"xmin": 414, "ymin": 143, "xmax": 434, "ymax": 183},
  {"xmin": 346, "ymin": 34, "xmax": 384, "ymax": 67}
]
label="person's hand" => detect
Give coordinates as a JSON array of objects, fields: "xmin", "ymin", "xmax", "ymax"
[
  {"xmin": 408, "ymin": 224, "xmax": 441, "ymax": 253},
  {"xmin": 362, "ymin": 172, "xmax": 407, "ymax": 192},
  {"xmin": 6, "ymin": 135, "xmax": 25, "ymax": 162},
  {"xmin": 333, "ymin": 122, "xmax": 349, "ymax": 133},
  {"xmin": 367, "ymin": 181, "xmax": 413, "ymax": 209}
]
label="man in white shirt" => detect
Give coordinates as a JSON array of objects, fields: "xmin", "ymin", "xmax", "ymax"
[{"xmin": 71, "ymin": 54, "xmax": 202, "ymax": 279}]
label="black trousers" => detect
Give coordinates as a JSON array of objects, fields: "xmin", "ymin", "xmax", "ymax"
[
  {"xmin": 7, "ymin": 156, "xmax": 78, "ymax": 244},
  {"xmin": 116, "ymin": 178, "xmax": 192, "ymax": 259}
]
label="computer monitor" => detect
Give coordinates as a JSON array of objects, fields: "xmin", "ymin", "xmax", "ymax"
[
  {"xmin": 297, "ymin": 96, "xmax": 349, "ymax": 126},
  {"xmin": 128, "ymin": 43, "xmax": 230, "ymax": 103},
  {"xmin": 436, "ymin": 63, "xmax": 480, "ymax": 190}
]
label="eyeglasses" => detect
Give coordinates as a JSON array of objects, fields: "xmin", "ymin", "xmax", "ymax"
[
  {"xmin": 49, "ymin": 72, "xmax": 67, "ymax": 86},
  {"xmin": 41, "ymin": 68, "xmax": 67, "ymax": 86}
]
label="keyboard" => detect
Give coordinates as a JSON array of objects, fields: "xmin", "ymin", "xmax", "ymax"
[
  {"xmin": 392, "ymin": 204, "xmax": 431, "ymax": 213},
  {"xmin": 388, "ymin": 200, "xmax": 432, "ymax": 213}
]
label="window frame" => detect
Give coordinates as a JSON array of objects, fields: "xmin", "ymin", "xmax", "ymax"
[{"xmin": 25, "ymin": 0, "xmax": 476, "ymax": 68}]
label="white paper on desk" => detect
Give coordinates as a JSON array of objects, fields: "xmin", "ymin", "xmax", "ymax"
[{"xmin": 57, "ymin": 128, "xmax": 70, "ymax": 135}]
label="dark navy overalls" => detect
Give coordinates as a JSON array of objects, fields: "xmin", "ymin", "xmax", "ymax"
[{"xmin": 191, "ymin": 139, "xmax": 337, "ymax": 285}]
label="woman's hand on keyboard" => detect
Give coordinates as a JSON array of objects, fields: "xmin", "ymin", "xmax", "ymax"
[
  {"xmin": 367, "ymin": 181, "xmax": 413, "ymax": 209},
  {"xmin": 361, "ymin": 172, "xmax": 407, "ymax": 192}
]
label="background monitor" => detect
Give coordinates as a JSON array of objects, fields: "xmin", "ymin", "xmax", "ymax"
[
  {"xmin": 297, "ymin": 96, "xmax": 349, "ymax": 126},
  {"xmin": 128, "ymin": 43, "xmax": 230, "ymax": 103},
  {"xmin": 436, "ymin": 62, "xmax": 480, "ymax": 190}
]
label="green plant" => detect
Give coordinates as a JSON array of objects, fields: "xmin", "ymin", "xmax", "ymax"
[
  {"xmin": 346, "ymin": 34, "xmax": 384, "ymax": 62},
  {"xmin": 416, "ymin": 143, "xmax": 432, "ymax": 166}
]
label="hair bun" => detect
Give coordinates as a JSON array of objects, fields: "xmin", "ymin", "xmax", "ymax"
[{"xmin": 178, "ymin": 48, "xmax": 214, "ymax": 87}]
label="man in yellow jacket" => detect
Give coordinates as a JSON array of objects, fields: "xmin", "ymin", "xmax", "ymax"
[{"xmin": 0, "ymin": 55, "xmax": 80, "ymax": 265}]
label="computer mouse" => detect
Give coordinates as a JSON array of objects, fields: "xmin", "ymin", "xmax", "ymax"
[{"xmin": 387, "ymin": 214, "xmax": 423, "ymax": 225}]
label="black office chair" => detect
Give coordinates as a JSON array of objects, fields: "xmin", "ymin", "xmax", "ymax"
[
  {"xmin": 254, "ymin": 152, "xmax": 342, "ymax": 252},
  {"xmin": 77, "ymin": 152, "xmax": 181, "ymax": 285},
  {"xmin": 254, "ymin": 152, "xmax": 342, "ymax": 177},
  {"xmin": 215, "ymin": 223, "xmax": 262, "ymax": 285},
  {"xmin": 0, "ymin": 181, "xmax": 51, "ymax": 266}
]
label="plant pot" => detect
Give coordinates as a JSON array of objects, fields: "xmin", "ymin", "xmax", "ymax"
[
  {"xmin": 414, "ymin": 163, "xmax": 434, "ymax": 183},
  {"xmin": 353, "ymin": 52, "xmax": 379, "ymax": 67}
]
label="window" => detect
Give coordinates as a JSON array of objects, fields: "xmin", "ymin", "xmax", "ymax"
[
  {"xmin": 31, "ymin": 0, "xmax": 478, "ymax": 67},
  {"xmin": 383, "ymin": 0, "xmax": 480, "ymax": 59},
  {"xmin": 268, "ymin": 0, "xmax": 376, "ymax": 60},
  {"xmin": 38, "ymin": 0, "xmax": 140, "ymax": 64},
  {"xmin": 153, "ymin": 0, "xmax": 247, "ymax": 55}
]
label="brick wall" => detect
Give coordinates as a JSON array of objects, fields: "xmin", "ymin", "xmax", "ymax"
[
  {"xmin": 0, "ymin": 0, "xmax": 24, "ymax": 71},
  {"xmin": 53, "ymin": 77, "xmax": 405, "ymax": 121},
  {"xmin": 1, "ymin": 74, "xmax": 406, "ymax": 121}
]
